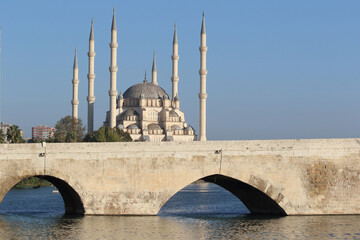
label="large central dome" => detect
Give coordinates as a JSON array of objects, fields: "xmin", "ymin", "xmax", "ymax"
[{"xmin": 123, "ymin": 82, "xmax": 170, "ymax": 99}]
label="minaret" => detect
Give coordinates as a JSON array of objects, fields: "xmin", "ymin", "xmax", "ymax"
[
  {"xmin": 152, "ymin": 51, "xmax": 158, "ymax": 85},
  {"xmin": 199, "ymin": 13, "xmax": 208, "ymax": 141},
  {"xmin": 72, "ymin": 49, "xmax": 79, "ymax": 119},
  {"xmin": 87, "ymin": 19, "xmax": 96, "ymax": 133},
  {"xmin": 109, "ymin": 8, "xmax": 118, "ymax": 128},
  {"xmin": 171, "ymin": 23, "xmax": 179, "ymax": 101}
]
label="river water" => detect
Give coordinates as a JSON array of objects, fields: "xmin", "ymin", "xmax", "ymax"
[{"xmin": 0, "ymin": 183, "xmax": 360, "ymax": 239}]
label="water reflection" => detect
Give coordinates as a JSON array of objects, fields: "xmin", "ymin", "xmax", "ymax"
[
  {"xmin": 1, "ymin": 184, "xmax": 360, "ymax": 239},
  {"xmin": 159, "ymin": 182, "xmax": 250, "ymax": 215}
]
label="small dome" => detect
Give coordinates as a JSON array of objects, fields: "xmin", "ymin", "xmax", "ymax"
[
  {"xmin": 124, "ymin": 109, "xmax": 139, "ymax": 117},
  {"xmin": 148, "ymin": 124, "xmax": 162, "ymax": 130},
  {"xmin": 127, "ymin": 124, "xmax": 140, "ymax": 129},
  {"xmin": 169, "ymin": 110, "xmax": 179, "ymax": 117},
  {"xmin": 171, "ymin": 125, "xmax": 182, "ymax": 130},
  {"xmin": 186, "ymin": 126, "xmax": 194, "ymax": 131},
  {"xmin": 117, "ymin": 124, "xmax": 124, "ymax": 129},
  {"xmin": 123, "ymin": 82, "xmax": 169, "ymax": 99}
]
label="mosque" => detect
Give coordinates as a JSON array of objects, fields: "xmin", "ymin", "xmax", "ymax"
[{"xmin": 71, "ymin": 9, "xmax": 208, "ymax": 142}]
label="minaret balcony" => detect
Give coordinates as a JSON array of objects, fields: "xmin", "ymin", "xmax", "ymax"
[
  {"xmin": 109, "ymin": 43, "xmax": 118, "ymax": 48},
  {"xmin": 198, "ymin": 93, "xmax": 208, "ymax": 99},
  {"xmin": 87, "ymin": 96, "xmax": 95, "ymax": 103},
  {"xmin": 88, "ymin": 52, "xmax": 96, "ymax": 57},
  {"xmin": 87, "ymin": 73, "xmax": 96, "ymax": 79},
  {"xmin": 109, "ymin": 66, "xmax": 118, "ymax": 72},
  {"xmin": 71, "ymin": 100, "xmax": 79, "ymax": 105},
  {"xmin": 199, "ymin": 46, "xmax": 208, "ymax": 52},
  {"xmin": 171, "ymin": 55, "xmax": 179, "ymax": 60},
  {"xmin": 171, "ymin": 77, "xmax": 179, "ymax": 82},
  {"xmin": 109, "ymin": 90, "xmax": 118, "ymax": 97},
  {"xmin": 199, "ymin": 69, "xmax": 208, "ymax": 75}
]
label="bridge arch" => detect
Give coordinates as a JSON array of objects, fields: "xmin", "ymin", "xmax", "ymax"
[
  {"xmin": 0, "ymin": 174, "xmax": 85, "ymax": 215},
  {"xmin": 158, "ymin": 174, "xmax": 287, "ymax": 216}
]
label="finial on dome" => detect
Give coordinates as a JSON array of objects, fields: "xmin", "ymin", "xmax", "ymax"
[{"xmin": 143, "ymin": 70, "xmax": 148, "ymax": 83}]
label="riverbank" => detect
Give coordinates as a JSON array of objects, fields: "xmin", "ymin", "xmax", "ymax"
[{"xmin": 12, "ymin": 177, "xmax": 53, "ymax": 189}]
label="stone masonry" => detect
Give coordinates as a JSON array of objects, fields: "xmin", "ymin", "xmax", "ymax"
[{"xmin": 0, "ymin": 138, "xmax": 360, "ymax": 215}]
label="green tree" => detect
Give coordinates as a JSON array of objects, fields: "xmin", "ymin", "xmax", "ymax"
[
  {"xmin": 54, "ymin": 116, "xmax": 86, "ymax": 142},
  {"xmin": 83, "ymin": 126, "xmax": 132, "ymax": 142},
  {"xmin": 6, "ymin": 125, "xmax": 24, "ymax": 143},
  {"xmin": 65, "ymin": 131, "xmax": 76, "ymax": 142},
  {"xmin": 83, "ymin": 131, "xmax": 97, "ymax": 142},
  {"xmin": 115, "ymin": 128, "xmax": 132, "ymax": 142},
  {"xmin": 0, "ymin": 129, "xmax": 6, "ymax": 143},
  {"xmin": 29, "ymin": 138, "xmax": 53, "ymax": 143}
]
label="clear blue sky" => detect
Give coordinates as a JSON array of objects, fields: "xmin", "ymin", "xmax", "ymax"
[{"xmin": 0, "ymin": 0, "xmax": 360, "ymax": 140}]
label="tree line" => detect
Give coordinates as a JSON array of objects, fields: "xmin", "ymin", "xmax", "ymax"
[
  {"xmin": 0, "ymin": 125, "xmax": 26, "ymax": 143},
  {"xmin": 1, "ymin": 116, "xmax": 132, "ymax": 143}
]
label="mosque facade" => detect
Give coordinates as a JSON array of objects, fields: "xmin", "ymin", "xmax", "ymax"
[{"xmin": 71, "ymin": 9, "xmax": 207, "ymax": 142}]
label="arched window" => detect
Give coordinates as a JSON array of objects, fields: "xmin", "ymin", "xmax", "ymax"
[{"xmin": 147, "ymin": 111, "xmax": 159, "ymax": 121}]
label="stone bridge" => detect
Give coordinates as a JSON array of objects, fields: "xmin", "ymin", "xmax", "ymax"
[{"xmin": 0, "ymin": 138, "xmax": 360, "ymax": 215}]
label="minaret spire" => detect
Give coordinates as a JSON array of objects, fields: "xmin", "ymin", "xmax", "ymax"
[
  {"xmin": 171, "ymin": 23, "xmax": 179, "ymax": 101},
  {"xmin": 72, "ymin": 49, "xmax": 79, "ymax": 119},
  {"xmin": 152, "ymin": 51, "xmax": 158, "ymax": 85},
  {"xmin": 173, "ymin": 22, "xmax": 178, "ymax": 44},
  {"xmin": 89, "ymin": 18, "xmax": 94, "ymax": 40},
  {"xmin": 201, "ymin": 12, "xmax": 206, "ymax": 34},
  {"xmin": 111, "ymin": 8, "xmax": 117, "ymax": 31},
  {"xmin": 109, "ymin": 8, "xmax": 118, "ymax": 128},
  {"xmin": 73, "ymin": 48, "xmax": 78, "ymax": 68},
  {"xmin": 199, "ymin": 12, "xmax": 207, "ymax": 141},
  {"xmin": 87, "ymin": 18, "xmax": 96, "ymax": 133}
]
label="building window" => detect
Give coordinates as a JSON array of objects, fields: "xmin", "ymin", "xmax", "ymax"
[{"xmin": 147, "ymin": 111, "xmax": 159, "ymax": 121}]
